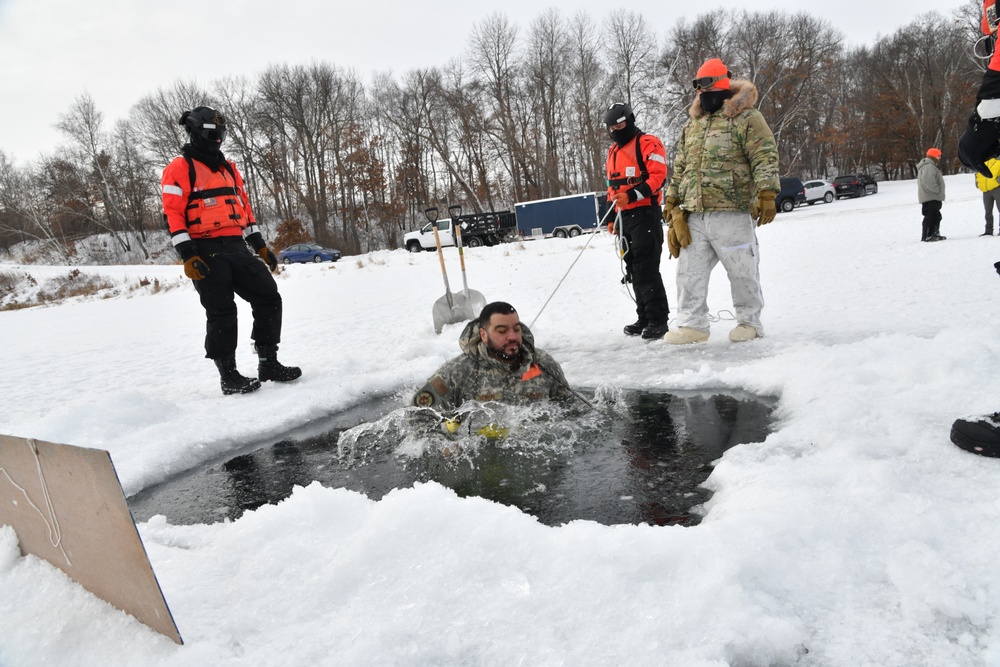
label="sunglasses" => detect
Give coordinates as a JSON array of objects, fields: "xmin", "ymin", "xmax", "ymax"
[{"xmin": 692, "ymin": 73, "xmax": 731, "ymax": 90}]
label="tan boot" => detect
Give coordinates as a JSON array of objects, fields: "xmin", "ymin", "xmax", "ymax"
[
  {"xmin": 729, "ymin": 324, "xmax": 760, "ymax": 342},
  {"xmin": 663, "ymin": 327, "xmax": 709, "ymax": 345}
]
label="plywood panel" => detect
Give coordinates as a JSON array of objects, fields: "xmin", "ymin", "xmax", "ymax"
[{"xmin": 0, "ymin": 434, "xmax": 182, "ymax": 644}]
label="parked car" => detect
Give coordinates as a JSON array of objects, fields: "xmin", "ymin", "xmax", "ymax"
[
  {"xmin": 833, "ymin": 174, "xmax": 878, "ymax": 199},
  {"xmin": 802, "ymin": 179, "xmax": 836, "ymax": 205},
  {"xmin": 277, "ymin": 242, "xmax": 342, "ymax": 264},
  {"xmin": 776, "ymin": 177, "xmax": 807, "ymax": 212}
]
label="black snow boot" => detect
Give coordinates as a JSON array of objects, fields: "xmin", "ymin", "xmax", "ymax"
[
  {"xmin": 214, "ymin": 356, "xmax": 262, "ymax": 396},
  {"xmin": 256, "ymin": 344, "xmax": 302, "ymax": 383},
  {"xmin": 641, "ymin": 322, "xmax": 669, "ymax": 340},
  {"xmin": 624, "ymin": 320, "xmax": 648, "ymax": 336},
  {"xmin": 951, "ymin": 413, "xmax": 1000, "ymax": 458}
]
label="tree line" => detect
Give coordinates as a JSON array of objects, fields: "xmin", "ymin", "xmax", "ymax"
[{"xmin": 0, "ymin": 2, "xmax": 984, "ymax": 263}]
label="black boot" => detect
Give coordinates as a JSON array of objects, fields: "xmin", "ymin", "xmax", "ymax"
[
  {"xmin": 256, "ymin": 344, "xmax": 302, "ymax": 382},
  {"xmin": 214, "ymin": 356, "xmax": 262, "ymax": 395},
  {"xmin": 641, "ymin": 322, "xmax": 669, "ymax": 340},
  {"xmin": 951, "ymin": 413, "xmax": 1000, "ymax": 457},
  {"xmin": 624, "ymin": 320, "xmax": 647, "ymax": 336}
]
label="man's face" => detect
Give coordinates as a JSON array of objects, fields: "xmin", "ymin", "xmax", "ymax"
[
  {"xmin": 480, "ymin": 311, "xmax": 522, "ymax": 360},
  {"xmin": 608, "ymin": 119, "xmax": 626, "ymax": 137}
]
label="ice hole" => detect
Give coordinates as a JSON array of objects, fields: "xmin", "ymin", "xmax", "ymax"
[{"xmin": 128, "ymin": 388, "xmax": 777, "ymax": 527}]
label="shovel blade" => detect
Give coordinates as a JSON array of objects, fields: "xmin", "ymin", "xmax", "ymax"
[
  {"xmin": 433, "ymin": 291, "xmax": 477, "ymax": 334},
  {"xmin": 464, "ymin": 289, "xmax": 487, "ymax": 317}
]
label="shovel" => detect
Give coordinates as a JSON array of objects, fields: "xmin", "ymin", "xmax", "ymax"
[
  {"xmin": 451, "ymin": 207, "xmax": 486, "ymax": 319},
  {"xmin": 427, "ymin": 208, "xmax": 477, "ymax": 334}
]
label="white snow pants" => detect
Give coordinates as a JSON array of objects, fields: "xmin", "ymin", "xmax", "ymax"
[{"xmin": 675, "ymin": 211, "xmax": 764, "ymax": 335}]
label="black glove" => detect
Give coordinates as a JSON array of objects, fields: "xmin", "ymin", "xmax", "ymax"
[
  {"xmin": 959, "ymin": 110, "xmax": 1000, "ymax": 178},
  {"xmin": 183, "ymin": 256, "xmax": 210, "ymax": 280},
  {"xmin": 994, "ymin": 260, "xmax": 1000, "ymax": 278},
  {"xmin": 258, "ymin": 246, "xmax": 278, "ymax": 272}
]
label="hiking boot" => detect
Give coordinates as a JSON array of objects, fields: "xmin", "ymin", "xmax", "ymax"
[
  {"xmin": 729, "ymin": 324, "xmax": 760, "ymax": 342},
  {"xmin": 663, "ymin": 327, "xmax": 709, "ymax": 345},
  {"xmin": 981, "ymin": 231, "xmax": 994, "ymax": 237},
  {"xmin": 951, "ymin": 413, "xmax": 1000, "ymax": 457},
  {"xmin": 623, "ymin": 320, "xmax": 648, "ymax": 336},
  {"xmin": 641, "ymin": 322, "xmax": 669, "ymax": 340},
  {"xmin": 256, "ymin": 344, "xmax": 302, "ymax": 383},
  {"xmin": 214, "ymin": 357, "xmax": 262, "ymax": 395}
]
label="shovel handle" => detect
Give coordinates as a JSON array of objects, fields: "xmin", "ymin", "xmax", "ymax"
[
  {"xmin": 432, "ymin": 221, "xmax": 453, "ymax": 296},
  {"xmin": 455, "ymin": 225, "xmax": 468, "ymax": 272}
]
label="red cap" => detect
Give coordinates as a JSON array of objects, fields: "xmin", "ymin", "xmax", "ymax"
[
  {"xmin": 695, "ymin": 58, "xmax": 731, "ymax": 90},
  {"xmin": 926, "ymin": 147, "xmax": 941, "ymax": 159}
]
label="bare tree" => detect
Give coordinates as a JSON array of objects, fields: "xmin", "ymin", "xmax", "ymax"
[{"xmin": 55, "ymin": 94, "xmax": 156, "ymax": 258}]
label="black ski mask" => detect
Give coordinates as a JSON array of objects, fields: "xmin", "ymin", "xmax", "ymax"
[
  {"xmin": 699, "ymin": 90, "xmax": 732, "ymax": 114},
  {"xmin": 609, "ymin": 118, "xmax": 640, "ymax": 148},
  {"xmin": 182, "ymin": 139, "xmax": 226, "ymax": 171}
]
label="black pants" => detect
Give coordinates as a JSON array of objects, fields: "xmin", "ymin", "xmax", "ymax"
[
  {"xmin": 921, "ymin": 200, "xmax": 942, "ymax": 241},
  {"xmin": 621, "ymin": 206, "xmax": 669, "ymax": 325},
  {"xmin": 192, "ymin": 237, "xmax": 282, "ymax": 359}
]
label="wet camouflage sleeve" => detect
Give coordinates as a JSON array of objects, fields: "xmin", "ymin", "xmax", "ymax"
[{"xmin": 413, "ymin": 356, "xmax": 474, "ymax": 414}]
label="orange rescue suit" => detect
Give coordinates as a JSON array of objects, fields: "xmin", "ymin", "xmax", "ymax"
[
  {"xmin": 605, "ymin": 133, "xmax": 668, "ymax": 211},
  {"xmin": 161, "ymin": 157, "xmax": 258, "ymax": 246}
]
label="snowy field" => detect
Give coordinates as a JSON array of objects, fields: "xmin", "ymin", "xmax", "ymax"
[{"xmin": 2, "ymin": 174, "xmax": 1000, "ymax": 665}]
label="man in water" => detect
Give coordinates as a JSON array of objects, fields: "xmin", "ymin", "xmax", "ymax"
[{"xmin": 413, "ymin": 302, "xmax": 583, "ymax": 414}]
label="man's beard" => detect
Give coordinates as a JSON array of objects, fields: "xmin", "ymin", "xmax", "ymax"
[{"xmin": 486, "ymin": 339, "xmax": 522, "ymax": 362}]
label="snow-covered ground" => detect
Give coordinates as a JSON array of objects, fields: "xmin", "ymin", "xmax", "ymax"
[{"xmin": 2, "ymin": 175, "xmax": 1000, "ymax": 666}]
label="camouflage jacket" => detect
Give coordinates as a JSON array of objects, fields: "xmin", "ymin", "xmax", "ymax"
[
  {"xmin": 413, "ymin": 320, "xmax": 578, "ymax": 414},
  {"xmin": 665, "ymin": 79, "xmax": 780, "ymax": 213}
]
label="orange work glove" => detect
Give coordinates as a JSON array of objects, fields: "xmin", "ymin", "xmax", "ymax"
[
  {"xmin": 611, "ymin": 191, "xmax": 630, "ymax": 209},
  {"xmin": 258, "ymin": 246, "xmax": 279, "ymax": 272},
  {"xmin": 752, "ymin": 190, "xmax": 777, "ymax": 226},
  {"xmin": 183, "ymin": 255, "xmax": 210, "ymax": 280}
]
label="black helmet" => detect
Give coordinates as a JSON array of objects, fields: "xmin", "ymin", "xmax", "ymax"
[
  {"xmin": 603, "ymin": 102, "xmax": 634, "ymax": 128},
  {"xmin": 603, "ymin": 102, "xmax": 638, "ymax": 147},
  {"xmin": 179, "ymin": 106, "xmax": 227, "ymax": 143}
]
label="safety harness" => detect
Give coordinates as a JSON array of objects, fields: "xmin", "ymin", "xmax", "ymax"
[{"xmin": 606, "ymin": 131, "xmax": 649, "ymax": 189}]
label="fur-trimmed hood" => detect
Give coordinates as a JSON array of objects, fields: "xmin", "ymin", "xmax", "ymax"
[{"xmin": 689, "ymin": 79, "xmax": 760, "ymax": 119}]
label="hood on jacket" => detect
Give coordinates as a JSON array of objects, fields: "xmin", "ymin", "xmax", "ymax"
[
  {"xmin": 457, "ymin": 317, "xmax": 537, "ymax": 363},
  {"xmin": 689, "ymin": 79, "xmax": 759, "ymax": 119},
  {"xmin": 917, "ymin": 156, "xmax": 939, "ymax": 170}
]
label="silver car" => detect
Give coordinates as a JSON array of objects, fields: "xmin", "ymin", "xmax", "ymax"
[{"xmin": 802, "ymin": 179, "xmax": 836, "ymax": 205}]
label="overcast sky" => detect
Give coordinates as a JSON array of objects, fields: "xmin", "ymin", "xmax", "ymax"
[{"xmin": 0, "ymin": 0, "xmax": 967, "ymax": 164}]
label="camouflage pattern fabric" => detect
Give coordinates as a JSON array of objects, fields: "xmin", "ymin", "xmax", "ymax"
[
  {"xmin": 665, "ymin": 79, "xmax": 780, "ymax": 213},
  {"xmin": 413, "ymin": 320, "xmax": 579, "ymax": 414}
]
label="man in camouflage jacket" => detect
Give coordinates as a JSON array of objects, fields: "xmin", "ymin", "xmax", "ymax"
[
  {"xmin": 413, "ymin": 302, "xmax": 580, "ymax": 414},
  {"xmin": 662, "ymin": 58, "xmax": 780, "ymax": 345}
]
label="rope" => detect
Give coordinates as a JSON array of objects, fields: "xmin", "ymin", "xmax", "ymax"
[
  {"xmin": 0, "ymin": 439, "xmax": 71, "ymax": 566},
  {"xmin": 530, "ymin": 206, "xmax": 618, "ymax": 329}
]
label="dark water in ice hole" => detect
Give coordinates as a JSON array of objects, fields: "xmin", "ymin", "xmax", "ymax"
[{"xmin": 128, "ymin": 389, "xmax": 776, "ymax": 528}]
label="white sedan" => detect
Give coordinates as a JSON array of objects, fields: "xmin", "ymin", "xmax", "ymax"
[{"xmin": 802, "ymin": 179, "xmax": 836, "ymax": 205}]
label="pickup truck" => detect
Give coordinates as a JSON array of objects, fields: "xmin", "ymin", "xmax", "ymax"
[{"xmin": 404, "ymin": 211, "xmax": 517, "ymax": 252}]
